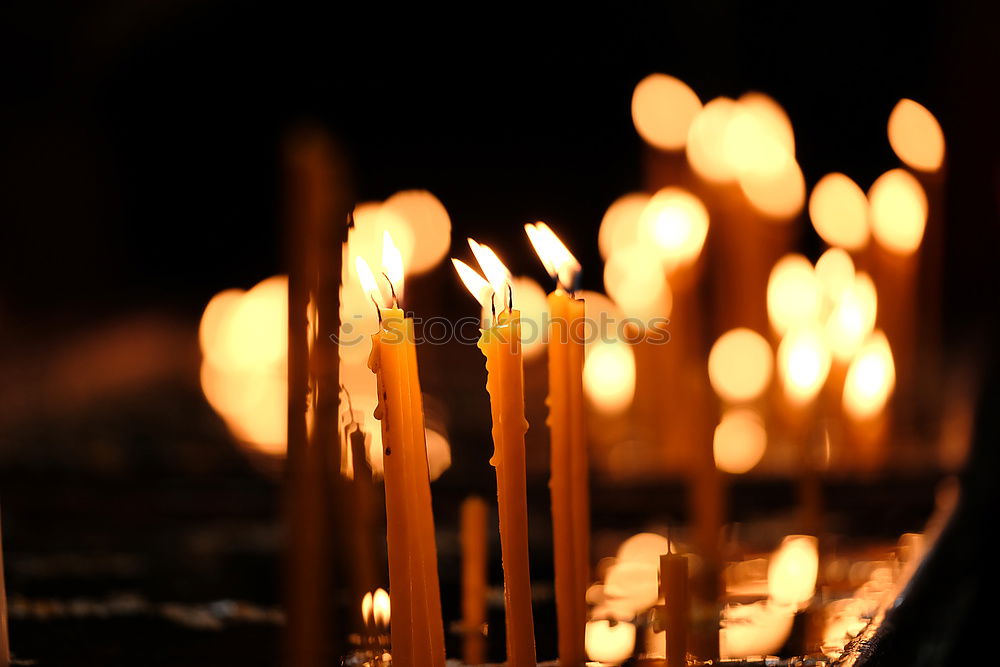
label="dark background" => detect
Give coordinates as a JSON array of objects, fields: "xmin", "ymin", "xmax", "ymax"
[{"xmin": 2, "ymin": 2, "xmax": 999, "ymax": 665}]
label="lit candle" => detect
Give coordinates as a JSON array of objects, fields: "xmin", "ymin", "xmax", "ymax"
[
  {"xmin": 454, "ymin": 240, "xmax": 537, "ymax": 667},
  {"xmin": 460, "ymin": 496, "xmax": 488, "ymax": 666},
  {"xmin": 359, "ymin": 233, "xmax": 445, "ymax": 667},
  {"xmin": 525, "ymin": 222, "xmax": 588, "ymax": 666}
]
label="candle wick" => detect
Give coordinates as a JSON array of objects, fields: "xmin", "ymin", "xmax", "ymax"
[
  {"xmin": 506, "ymin": 283, "xmax": 513, "ymax": 312},
  {"xmin": 371, "ymin": 295, "xmax": 383, "ymax": 324},
  {"xmin": 382, "ymin": 272, "xmax": 400, "ymax": 309},
  {"xmin": 490, "ymin": 293, "xmax": 496, "ymax": 323}
]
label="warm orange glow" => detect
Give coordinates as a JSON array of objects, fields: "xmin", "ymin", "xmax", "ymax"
[
  {"xmin": 868, "ymin": 169, "xmax": 928, "ymax": 255},
  {"xmin": 604, "ymin": 561, "xmax": 659, "ymax": 613},
  {"xmin": 843, "ymin": 331, "xmax": 895, "ymax": 420},
  {"xmin": 686, "ymin": 96, "xmax": 739, "ymax": 182},
  {"xmin": 768, "ymin": 535, "xmax": 819, "ymax": 607},
  {"xmin": 599, "ymin": 193, "xmax": 650, "ymax": 260},
  {"xmin": 603, "ymin": 245, "xmax": 672, "ymax": 323},
  {"xmin": 777, "ymin": 327, "xmax": 831, "ymax": 405},
  {"xmin": 713, "ymin": 408, "xmax": 768, "ymax": 474},
  {"xmin": 815, "ymin": 247, "xmax": 855, "ymax": 305},
  {"xmin": 724, "ymin": 92, "xmax": 795, "ymax": 180},
  {"xmin": 354, "ymin": 256, "xmax": 383, "ymax": 308},
  {"xmin": 888, "ymin": 99, "xmax": 945, "ymax": 172},
  {"xmin": 199, "ymin": 277, "xmax": 290, "ymax": 456},
  {"xmin": 708, "ymin": 328, "xmax": 773, "ymax": 403},
  {"xmin": 452, "ymin": 258, "xmax": 494, "ymax": 312},
  {"xmin": 382, "ymin": 230, "xmax": 405, "ymax": 305},
  {"xmin": 767, "ymin": 254, "xmax": 821, "ymax": 336},
  {"xmin": 199, "ymin": 288, "xmax": 246, "ymax": 364},
  {"xmin": 809, "ymin": 173, "xmax": 870, "ymax": 251},
  {"xmin": 584, "ymin": 340, "xmax": 636, "ymax": 415},
  {"xmin": 380, "ymin": 190, "xmax": 452, "ymax": 274},
  {"xmin": 349, "ymin": 202, "xmax": 414, "ymax": 281},
  {"xmin": 372, "ymin": 587, "xmax": 391, "ymax": 628},
  {"xmin": 616, "ymin": 532, "xmax": 671, "ymax": 568},
  {"xmin": 638, "ymin": 187, "xmax": 709, "ymax": 270},
  {"xmin": 631, "ymin": 73, "xmax": 702, "ymax": 151},
  {"xmin": 524, "ymin": 221, "xmax": 581, "ymax": 290},
  {"xmin": 586, "ymin": 619, "xmax": 636, "ymax": 665},
  {"xmin": 362, "ymin": 591, "xmax": 373, "ymax": 625},
  {"xmin": 740, "ymin": 159, "xmax": 806, "ymax": 221},
  {"xmin": 467, "ymin": 238, "xmax": 512, "ymax": 303},
  {"xmin": 826, "ymin": 272, "xmax": 877, "ymax": 363}
]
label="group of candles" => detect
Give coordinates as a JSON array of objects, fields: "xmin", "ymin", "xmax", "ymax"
[
  {"xmin": 358, "ymin": 223, "xmax": 594, "ymax": 666},
  {"xmin": 192, "ymin": 70, "xmax": 945, "ymax": 666}
]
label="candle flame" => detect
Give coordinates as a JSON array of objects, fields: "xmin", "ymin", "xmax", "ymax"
[
  {"xmin": 354, "ymin": 256, "xmax": 384, "ymax": 308},
  {"xmin": 467, "ymin": 238, "xmax": 512, "ymax": 304},
  {"xmin": 888, "ymin": 98, "xmax": 945, "ymax": 173},
  {"xmin": 524, "ymin": 221, "xmax": 580, "ymax": 291},
  {"xmin": 362, "ymin": 591, "xmax": 373, "ymax": 626},
  {"xmin": 768, "ymin": 535, "xmax": 819, "ymax": 608},
  {"xmin": 373, "ymin": 587, "xmax": 391, "ymax": 628},
  {"xmin": 843, "ymin": 330, "xmax": 895, "ymax": 420},
  {"xmin": 382, "ymin": 230, "xmax": 404, "ymax": 305},
  {"xmin": 452, "ymin": 258, "xmax": 494, "ymax": 311}
]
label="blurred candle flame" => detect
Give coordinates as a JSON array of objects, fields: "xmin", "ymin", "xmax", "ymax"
[
  {"xmin": 382, "ymin": 230, "xmax": 405, "ymax": 305},
  {"xmin": 888, "ymin": 99, "xmax": 945, "ymax": 173},
  {"xmin": 778, "ymin": 326, "xmax": 831, "ymax": 405},
  {"xmin": 809, "ymin": 173, "xmax": 870, "ymax": 251},
  {"xmin": 638, "ymin": 186, "xmax": 710, "ymax": 270},
  {"xmin": 768, "ymin": 535, "xmax": 819, "ymax": 608},
  {"xmin": 868, "ymin": 168, "xmax": 928, "ymax": 255},
  {"xmin": 354, "ymin": 256, "xmax": 383, "ymax": 308},
  {"xmin": 373, "ymin": 588, "xmax": 391, "ymax": 629},
  {"xmin": 524, "ymin": 221, "xmax": 580, "ymax": 291},
  {"xmin": 631, "ymin": 73, "xmax": 702, "ymax": 151},
  {"xmin": 452, "ymin": 258, "xmax": 494, "ymax": 313},
  {"xmin": 362, "ymin": 591, "xmax": 373, "ymax": 626},
  {"xmin": 713, "ymin": 408, "xmax": 768, "ymax": 474},
  {"xmin": 767, "ymin": 254, "xmax": 821, "ymax": 336},
  {"xmin": 843, "ymin": 330, "xmax": 895, "ymax": 420},
  {"xmin": 467, "ymin": 238, "xmax": 512, "ymax": 305},
  {"xmin": 708, "ymin": 328, "xmax": 774, "ymax": 404}
]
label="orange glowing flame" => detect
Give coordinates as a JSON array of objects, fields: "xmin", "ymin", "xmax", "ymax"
[
  {"xmin": 584, "ymin": 339, "xmax": 636, "ymax": 415},
  {"xmin": 382, "ymin": 230, "xmax": 404, "ymax": 305},
  {"xmin": 767, "ymin": 254, "xmax": 821, "ymax": 337},
  {"xmin": 708, "ymin": 328, "xmax": 774, "ymax": 404},
  {"xmin": 888, "ymin": 99, "xmax": 945, "ymax": 173},
  {"xmin": 373, "ymin": 588, "xmax": 390, "ymax": 629},
  {"xmin": 354, "ymin": 256, "xmax": 383, "ymax": 308},
  {"xmin": 467, "ymin": 238, "xmax": 511, "ymax": 302},
  {"xmin": 768, "ymin": 535, "xmax": 819, "ymax": 608},
  {"xmin": 868, "ymin": 168, "xmax": 928, "ymax": 255},
  {"xmin": 631, "ymin": 73, "xmax": 702, "ymax": 151},
  {"xmin": 525, "ymin": 221, "xmax": 581, "ymax": 291},
  {"xmin": 362, "ymin": 591, "xmax": 373, "ymax": 625},
  {"xmin": 809, "ymin": 173, "xmax": 870, "ymax": 251},
  {"xmin": 777, "ymin": 326, "xmax": 831, "ymax": 405},
  {"xmin": 639, "ymin": 187, "xmax": 710, "ymax": 270},
  {"xmin": 452, "ymin": 258, "xmax": 494, "ymax": 312},
  {"xmin": 713, "ymin": 408, "xmax": 768, "ymax": 474},
  {"xmin": 843, "ymin": 330, "xmax": 895, "ymax": 420}
]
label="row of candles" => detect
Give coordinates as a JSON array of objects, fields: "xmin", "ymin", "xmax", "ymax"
[{"xmin": 192, "ymin": 71, "xmax": 945, "ymax": 664}]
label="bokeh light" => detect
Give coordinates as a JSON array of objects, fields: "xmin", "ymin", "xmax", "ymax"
[
  {"xmin": 777, "ymin": 326, "xmax": 831, "ymax": 405},
  {"xmin": 586, "ymin": 619, "xmax": 636, "ymax": 665},
  {"xmin": 767, "ymin": 254, "xmax": 821, "ymax": 336},
  {"xmin": 380, "ymin": 190, "xmax": 452, "ymax": 274},
  {"xmin": 686, "ymin": 96, "xmax": 739, "ymax": 183},
  {"xmin": 868, "ymin": 169, "xmax": 928, "ymax": 255},
  {"xmin": 809, "ymin": 173, "xmax": 870, "ymax": 251},
  {"xmin": 768, "ymin": 535, "xmax": 819, "ymax": 607},
  {"xmin": 584, "ymin": 339, "xmax": 636, "ymax": 415},
  {"xmin": 604, "ymin": 245, "xmax": 672, "ymax": 324},
  {"xmin": 708, "ymin": 328, "xmax": 774, "ymax": 403},
  {"xmin": 631, "ymin": 73, "xmax": 702, "ymax": 151},
  {"xmin": 739, "ymin": 159, "xmax": 806, "ymax": 221},
  {"xmin": 638, "ymin": 187, "xmax": 710, "ymax": 270},
  {"xmin": 826, "ymin": 272, "xmax": 877, "ymax": 363},
  {"xmin": 843, "ymin": 330, "xmax": 895, "ymax": 420},
  {"xmin": 713, "ymin": 408, "xmax": 768, "ymax": 474},
  {"xmin": 599, "ymin": 193, "xmax": 651, "ymax": 261},
  {"xmin": 887, "ymin": 99, "xmax": 945, "ymax": 172}
]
